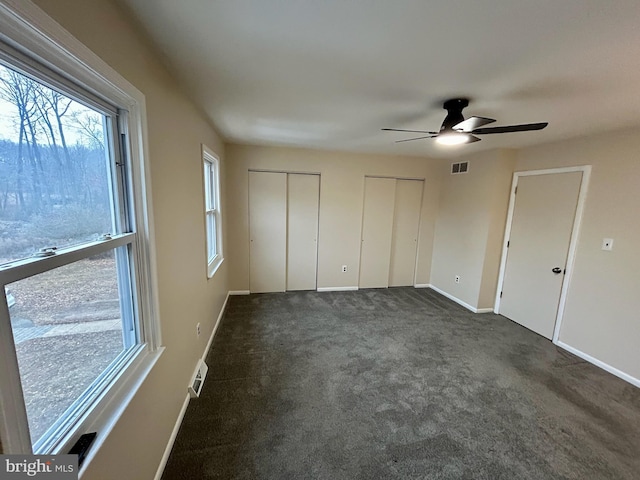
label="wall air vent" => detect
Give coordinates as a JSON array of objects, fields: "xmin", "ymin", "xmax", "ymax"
[{"xmin": 451, "ymin": 161, "xmax": 469, "ymax": 174}]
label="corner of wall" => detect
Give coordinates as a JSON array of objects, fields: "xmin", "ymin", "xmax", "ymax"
[{"xmin": 477, "ymin": 151, "xmax": 516, "ymax": 308}]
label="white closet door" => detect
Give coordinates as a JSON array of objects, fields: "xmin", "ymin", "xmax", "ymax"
[
  {"xmin": 249, "ymin": 171, "xmax": 287, "ymax": 293},
  {"xmin": 389, "ymin": 179, "xmax": 423, "ymax": 287},
  {"xmin": 287, "ymin": 174, "xmax": 319, "ymax": 291},
  {"xmin": 359, "ymin": 177, "xmax": 396, "ymax": 288}
]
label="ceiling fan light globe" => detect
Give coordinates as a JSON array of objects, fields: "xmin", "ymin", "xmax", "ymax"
[{"xmin": 436, "ymin": 132, "xmax": 469, "ymax": 146}]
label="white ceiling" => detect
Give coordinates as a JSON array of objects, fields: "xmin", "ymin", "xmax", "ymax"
[{"xmin": 120, "ymin": 0, "xmax": 640, "ymax": 158}]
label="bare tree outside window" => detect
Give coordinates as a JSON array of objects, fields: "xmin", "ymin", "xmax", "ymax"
[
  {"xmin": 0, "ymin": 64, "xmax": 113, "ymax": 264},
  {"xmin": 0, "ymin": 63, "xmax": 132, "ymax": 449}
]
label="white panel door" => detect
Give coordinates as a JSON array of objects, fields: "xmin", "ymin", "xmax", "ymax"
[
  {"xmin": 389, "ymin": 180, "xmax": 423, "ymax": 287},
  {"xmin": 359, "ymin": 177, "xmax": 396, "ymax": 288},
  {"xmin": 249, "ymin": 171, "xmax": 287, "ymax": 293},
  {"xmin": 287, "ymin": 174, "xmax": 319, "ymax": 291},
  {"xmin": 500, "ymin": 172, "xmax": 582, "ymax": 339}
]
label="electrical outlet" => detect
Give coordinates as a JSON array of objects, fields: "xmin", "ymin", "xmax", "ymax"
[
  {"xmin": 455, "ymin": 275, "xmax": 460, "ymax": 284},
  {"xmin": 341, "ymin": 265, "xmax": 347, "ymax": 273},
  {"xmin": 196, "ymin": 322, "xmax": 201, "ymax": 337}
]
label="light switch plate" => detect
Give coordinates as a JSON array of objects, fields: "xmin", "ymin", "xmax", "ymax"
[{"xmin": 602, "ymin": 238, "xmax": 613, "ymax": 251}]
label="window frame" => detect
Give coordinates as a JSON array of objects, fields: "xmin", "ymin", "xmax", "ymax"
[
  {"xmin": 202, "ymin": 145, "xmax": 223, "ymax": 278},
  {"xmin": 0, "ymin": 0, "xmax": 162, "ymax": 464}
]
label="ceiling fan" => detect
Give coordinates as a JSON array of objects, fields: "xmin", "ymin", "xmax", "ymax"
[{"xmin": 383, "ymin": 98, "xmax": 548, "ymax": 145}]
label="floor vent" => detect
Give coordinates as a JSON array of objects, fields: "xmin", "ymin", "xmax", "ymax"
[
  {"xmin": 451, "ymin": 161, "xmax": 469, "ymax": 174},
  {"xmin": 188, "ymin": 359, "xmax": 208, "ymax": 398}
]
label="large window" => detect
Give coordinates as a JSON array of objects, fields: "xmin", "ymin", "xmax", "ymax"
[
  {"xmin": 0, "ymin": 3, "xmax": 160, "ymax": 459},
  {"xmin": 203, "ymin": 146, "xmax": 223, "ymax": 277}
]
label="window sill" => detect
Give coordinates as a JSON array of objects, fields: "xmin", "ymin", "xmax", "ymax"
[
  {"xmin": 68, "ymin": 345, "xmax": 165, "ymax": 478},
  {"xmin": 207, "ymin": 255, "xmax": 224, "ymax": 279}
]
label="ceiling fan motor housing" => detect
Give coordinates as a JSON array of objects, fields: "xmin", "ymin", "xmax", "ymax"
[{"xmin": 441, "ymin": 98, "xmax": 469, "ymax": 131}]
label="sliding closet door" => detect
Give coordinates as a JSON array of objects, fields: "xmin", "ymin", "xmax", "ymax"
[
  {"xmin": 249, "ymin": 171, "xmax": 287, "ymax": 293},
  {"xmin": 359, "ymin": 177, "xmax": 396, "ymax": 288},
  {"xmin": 389, "ymin": 180, "xmax": 423, "ymax": 287},
  {"xmin": 287, "ymin": 174, "xmax": 319, "ymax": 291}
]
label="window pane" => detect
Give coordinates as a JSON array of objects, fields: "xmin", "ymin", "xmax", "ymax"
[
  {"xmin": 0, "ymin": 63, "xmax": 115, "ymax": 265},
  {"xmin": 203, "ymin": 161, "xmax": 211, "ymax": 208},
  {"xmin": 210, "ymin": 162, "xmax": 217, "ymax": 210},
  {"xmin": 7, "ymin": 249, "xmax": 134, "ymax": 447},
  {"xmin": 206, "ymin": 212, "xmax": 216, "ymax": 260}
]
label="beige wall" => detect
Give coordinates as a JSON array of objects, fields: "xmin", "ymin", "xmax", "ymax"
[
  {"xmin": 515, "ymin": 129, "xmax": 640, "ymax": 380},
  {"xmin": 431, "ymin": 132, "xmax": 639, "ymax": 383},
  {"xmin": 225, "ymin": 144, "xmax": 441, "ymax": 290},
  {"xmin": 477, "ymin": 150, "xmax": 518, "ymax": 307},
  {"xmin": 430, "ymin": 150, "xmax": 515, "ymax": 309},
  {"xmin": 33, "ymin": 1, "xmax": 229, "ymax": 478},
  {"xmin": 14, "ymin": 2, "xmax": 640, "ymax": 476}
]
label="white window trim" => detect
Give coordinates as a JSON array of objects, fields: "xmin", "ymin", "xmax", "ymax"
[
  {"xmin": 0, "ymin": 0, "xmax": 163, "ymax": 469},
  {"xmin": 202, "ymin": 145, "xmax": 224, "ymax": 278}
]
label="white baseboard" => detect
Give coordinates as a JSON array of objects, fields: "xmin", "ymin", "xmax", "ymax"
[
  {"xmin": 475, "ymin": 308, "xmax": 494, "ymax": 314},
  {"xmin": 229, "ymin": 290, "xmax": 250, "ymax": 295},
  {"xmin": 154, "ymin": 292, "xmax": 231, "ymax": 480},
  {"xmin": 317, "ymin": 286, "xmax": 359, "ymax": 292},
  {"xmin": 427, "ymin": 284, "xmax": 482, "ymax": 314},
  {"xmin": 556, "ymin": 341, "xmax": 640, "ymax": 388},
  {"xmin": 203, "ymin": 292, "xmax": 229, "ymax": 361},
  {"xmin": 154, "ymin": 393, "xmax": 190, "ymax": 480},
  {"xmin": 414, "ymin": 283, "xmax": 431, "ymax": 289}
]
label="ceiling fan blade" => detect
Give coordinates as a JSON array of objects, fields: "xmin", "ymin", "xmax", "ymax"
[
  {"xmin": 452, "ymin": 116, "xmax": 496, "ymax": 132},
  {"xmin": 383, "ymin": 128, "xmax": 439, "ymax": 134},
  {"xmin": 466, "ymin": 135, "xmax": 482, "ymax": 143},
  {"xmin": 395, "ymin": 135, "xmax": 438, "ymax": 143},
  {"xmin": 472, "ymin": 122, "xmax": 548, "ymax": 135}
]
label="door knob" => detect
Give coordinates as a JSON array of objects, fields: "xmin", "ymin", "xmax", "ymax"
[{"xmin": 552, "ymin": 267, "xmax": 563, "ymax": 274}]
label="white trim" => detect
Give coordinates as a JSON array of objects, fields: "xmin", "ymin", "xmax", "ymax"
[
  {"xmin": 425, "ymin": 285, "xmax": 492, "ymax": 313},
  {"xmin": 551, "ymin": 167, "xmax": 591, "ymax": 342},
  {"xmin": 426, "ymin": 285, "xmax": 478, "ymax": 313},
  {"xmin": 363, "ymin": 174, "xmax": 426, "ymax": 181},
  {"xmin": 493, "ymin": 166, "xmax": 591, "ymax": 344},
  {"xmin": 248, "ymin": 168, "xmax": 322, "ymax": 176},
  {"xmin": 153, "ymin": 394, "xmax": 190, "ymax": 480},
  {"xmin": 153, "ymin": 292, "xmax": 230, "ymax": 480},
  {"xmin": 475, "ymin": 308, "xmax": 494, "ymax": 314},
  {"xmin": 0, "ymin": 1, "xmax": 145, "ymax": 108},
  {"xmin": 79, "ymin": 347, "xmax": 164, "ymax": 477},
  {"xmin": 207, "ymin": 257, "xmax": 224, "ymax": 279},
  {"xmin": 556, "ymin": 341, "xmax": 640, "ymax": 389},
  {"xmin": 203, "ymin": 145, "xmax": 224, "ymax": 279},
  {"xmin": 316, "ymin": 286, "xmax": 359, "ymax": 292},
  {"xmin": 0, "ymin": 299, "xmax": 30, "ymax": 453},
  {"xmin": 203, "ymin": 292, "xmax": 229, "ymax": 361},
  {"xmin": 410, "ymin": 180, "xmax": 426, "ymax": 288},
  {"xmin": 0, "ymin": 234, "xmax": 134, "ymax": 284},
  {"xmin": 508, "ymin": 166, "xmax": 589, "ymax": 178},
  {"xmin": 0, "ymin": 0, "xmax": 162, "ymax": 458},
  {"xmin": 229, "ymin": 290, "xmax": 250, "ymax": 295},
  {"xmin": 493, "ymin": 172, "xmax": 519, "ymax": 313}
]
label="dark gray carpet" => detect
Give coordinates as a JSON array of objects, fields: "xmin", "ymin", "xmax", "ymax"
[{"xmin": 162, "ymin": 287, "xmax": 640, "ymax": 479}]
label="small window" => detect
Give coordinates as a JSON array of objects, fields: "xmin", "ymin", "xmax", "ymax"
[{"xmin": 203, "ymin": 146, "xmax": 223, "ymax": 277}]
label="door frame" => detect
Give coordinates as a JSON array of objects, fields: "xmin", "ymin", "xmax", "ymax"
[{"xmin": 493, "ymin": 165, "xmax": 591, "ymax": 343}]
